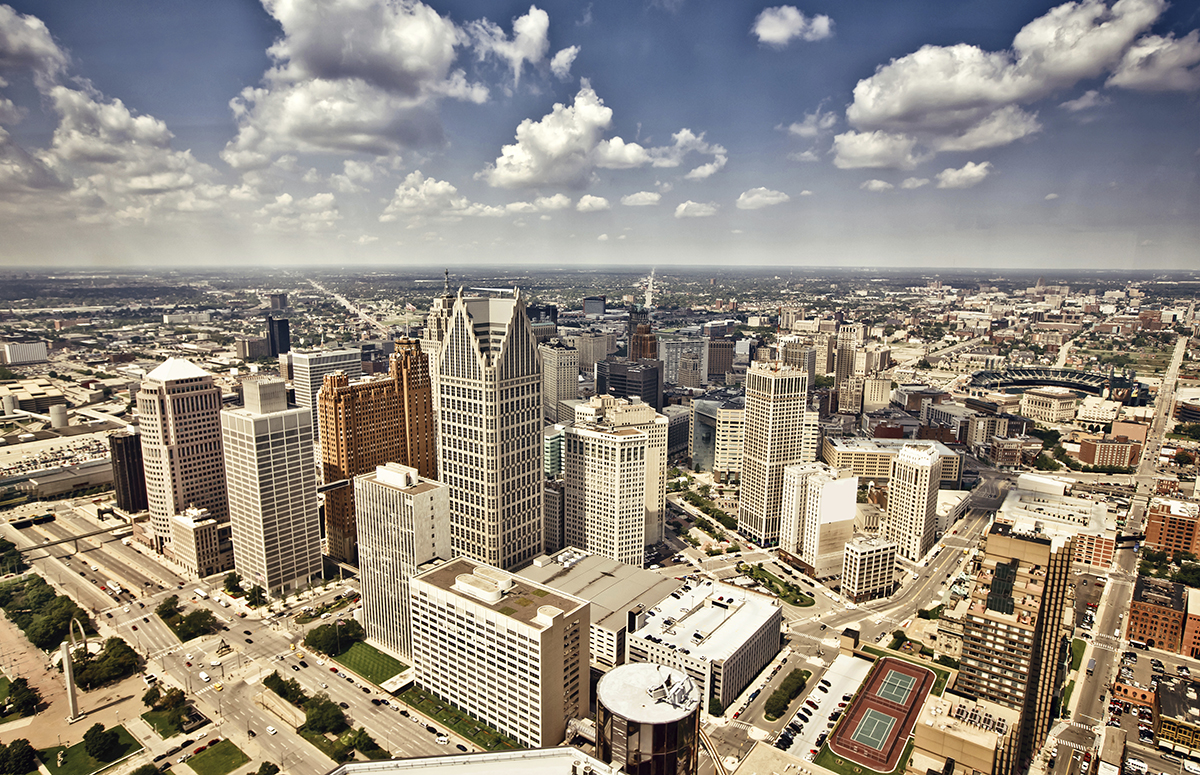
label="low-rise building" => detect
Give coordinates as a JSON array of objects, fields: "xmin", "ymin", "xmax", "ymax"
[
  {"xmin": 842, "ymin": 536, "xmax": 897, "ymax": 603},
  {"xmin": 1078, "ymin": 435, "xmax": 1142, "ymax": 468},
  {"xmin": 1019, "ymin": 387, "xmax": 1079, "ymax": 424},
  {"xmin": 995, "ymin": 478, "xmax": 1114, "ymax": 569},
  {"xmin": 1145, "ymin": 498, "xmax": 1200, "ymax": 557},
  {"xmin": 1156, "ymin": 679, "xmax": 1200, "ymax": 758},
  {"xmin": 169, "ymin": 507, "xmax": 234, "ymax": 579},
  {"xmin": 821, "ymin": 437, "xmax": 961, "ymax": 487},
  {"xmin": 1128, "ymin": 577, "xmax": 1186, "ymax": 652},
  {"xmin": 910, "ymin": 691, "xmax": 1021, "ymax": 775}
]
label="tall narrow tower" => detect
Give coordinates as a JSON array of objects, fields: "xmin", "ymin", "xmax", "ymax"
[
  {"xmin": 137, "ymin": 358, "xmax": 227, "ymax": 552},
  {"xmin": 221, "ymin": 377, "xmax": 321, "ymax": 597},
  {"xmin": 738, "ymin": 361, "xmax": 812, "ymax": 547},
  {"xmin": 438, "ymin": 290, "xmax": 543, "ymax": 570},
  {"xmin": 883, "ymin": 444, "xmax": 942, "ymax": 562}
]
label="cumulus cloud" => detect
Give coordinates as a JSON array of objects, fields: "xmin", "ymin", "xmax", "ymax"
[
  {"xmin": 787, "ymin": 108, "xmax": 837, "ymax": 138},
  {"xmin": 832, "ymin": 130, "xmax": 927, "ymax": 169},
  {"xmin": 674, "ymin": 200, "xmax": 717, "ymax": 218},
  {"xmin": 1059, "ymin": 89, "xmax": 1111, "ymax": 111},
  {"xmin": 223, "ymin": 0, "xmax": 488, "ymax": 169},
  {"xmin": 379, "ymin": 171, "xmax": 469, "ymax": 220},
  {"xmin": 534, "ymin": 193, "xmax": 571, "ymax": 210},
  {"xmin": 736, "ymin": 187, "xmax": 790, "ymax": 209},
  {"xmin": 788, "ymin": 148, "xmax": 820, "ymax": 163},
  {"xmin": 550, "ymin": 45, "xmax": 580, "ymax": 80},
  {"xmin": 752, "ymin": 6, "xmax": 834, "ymax": 46},
  {"xmin": 901, "ymin": 177, "xmax": 929, "ymax": 189},
  {"xmin": 256, "ymin": 191, "xmax": 341, "ymax": 232},
  {"xmin": 935, "ymin": 161, "xmax": 993, "ymax": 189},
  {"xmin": 860, "ymin": 179, "xmax": 894, "ymax": 192},
  {"xmin": 468, "ymin": 5, "xmax": 551, "ymax": 84},
  {"xmin": 0, "ymin": 5, "xmax": 70, "ymax": 87},
  {"xmin": 597, "ymin": 233, "xmax": 609, "ymax": 241},
  {"xmin": 799, "ymin": 189, "xmax": 813, "ymax": 196},
  {"xmin": 1108, "ymin": 31, "xmax": 1200, "ymax": 91},
  {"xmin": 1045, "ymin": 192, "xmax": 1060, "ymax": 199},
  {"xmin": 621, "ymin": 191, "xmax": 661, "ymax": 206},
  {"xmin": 576, "ymin": 194, "xmax": 609, "ymax": 211},
  {"xmin": 684, "ymin": 153, "xmax": 726, "ymax": 180},
  {"xmin": 838, "ymin": 0, "xmax": 1168, "ymax": 165},
  {"xmin": 479, "ymin": 82, "xmax": 725, "ymax": 187}
]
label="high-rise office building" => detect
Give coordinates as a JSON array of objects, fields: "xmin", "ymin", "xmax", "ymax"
[
  {"xmin": 355, "ymin": 463, "xmax": 449, "ymax": 660},
  {"xmin": 438, "ymin": 291, "xmax": 543, "ymax": 571},
  {"xmin": 409, "ymin": 557, "xmax": 590, "ymax": 748},
  {"xmin": 268, "ymin": 292, "xmax": 288, "ymax": 310},
  {"xmin": 778, "ymin": 462, "xmax": 857, "ymax": 578},
  {"xmin": 842, "ymin": 537, "xmax": 897, "ymax": 602},
  {"xmin": 658, "ymin": 338, "xmax": 709, "ymax": 385},
  {"xmin": 596, "ymin": 358, "xmax": 663, "ymax": 412},
  {"xmin": 572, "ymin": 395, "xmax": 669, "ymax": 549},
  {"xmin": 583, "ymin": 296, "xmax": 606, "ymax": 317},
  {"xmin": 318, "ymin": 341, "xmax": 436, "ymax": 564},
  {"xmin": 677, "ymin": 352, "xmax": 702, "ymax": 388},
  {"xmin": 627, "ymin": 305, "xmax": 649, "ymax": 356},
  {"xmin": 577, "ymin": 330, "xmax": 610, "ymax": 373},
  {"xmin": 221, "ymin": 377, "xmax": 322, "ymax": 597},
  {"xmin": 882, "ymin": 444, "xmax": 943, "ymax": 562},
  {"xmin": 707, "ymin": 336, "xmax": 735, "ymax": 379},
  {"xmin": 109, "ymin": 428, "xmax": 147, "ymax": 513},
  {"xmin": 738, "ymin": 362, "xmax": 814, "ymax": 547},
  {"xmin": 538, "ymin": 339, "xmax": 578, "ymax": 421},
  {"xmin": 266, "ymin": 315, "xmax": 290, "ymax": 357},
  {"xmin": 137, "ymin": 358, "xmax": 228, "ymax": 552},
  {"xmin": 954, "ymin": 523, "xmax": 1074, "ymax": 771},
  {"xmin": 834, "ymin": 323, "xmax": 864, "ymax": 388},
  {"xmin": 564, "ymin": 421, "xmax": 649, "ymax": 567},
  {"xmin": 630, "ymin": 323, "xmax": 658, "ymax": 363},
  {"xmin": 290, "ymin": 347, "xmax": 362, "ymax": 431}
]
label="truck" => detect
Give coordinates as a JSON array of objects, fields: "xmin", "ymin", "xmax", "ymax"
[
  {"xmin": 1087, "ymin": 658, "xmax": 1096, "ymax": 676},
  {"xmin": 194, "ymin": 589, "xmax": 208, "ymax": 600},
  {"xmin": 108, "ymin": 580, "xmax": 122, "ymax": 596}
]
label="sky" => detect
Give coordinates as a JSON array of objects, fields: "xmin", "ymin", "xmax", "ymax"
[{"xmin": 0, "ymin": 0, "xmax": 1198, "ymax": 270}]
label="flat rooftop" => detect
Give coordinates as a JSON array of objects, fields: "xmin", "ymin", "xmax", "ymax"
[
  {"xmin": 1133, "ymin": 576, "xmax": 1187, "ymax": 613},
  {"xmin": 629, "ymin": 578, "xmax": 779, "ymax": 662},
  {"xmin": 415, "ymin": 557, "xmax": 586, "ymax": 628},
  {"xmin": 996, "ymin": 488, "xmax": 1108, "ymax": 536},
  {"xmin": 322, "ymin": 748, "xmax": 621, "ymax": 775},
  {"xmin": 826, "ymin": 437, "xmax": 956, "ymax": 457},
  {"xmin": 518, "ymin": 548, "xmax": 682, "ymax": 634}
]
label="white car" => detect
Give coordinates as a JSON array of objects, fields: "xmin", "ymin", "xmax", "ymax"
[{"xmin": 266, "ymin": 726, "xmax": 278, "ymax": 735}]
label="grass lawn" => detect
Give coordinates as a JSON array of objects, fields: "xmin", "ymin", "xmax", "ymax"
[
  {"xmin": 141, "ymin": 709, "xmax": 183, "ymax": 739},
  {"xmin": 1071, "ymin": 639, "xmax": 1086, "ymax": 672},
  {"xmin": 0, "ymin": 676, "xmax": 20, "ymax": 725},
  {"xmin": 1061, "ymin": 680, "xmax": 1075, "ymax": 718},
  {"xmin": 39, "ymin": 725, "xmax": 143, "ymax": 775},
  {"xmin": 814, "ymin": 737, "xmax": 914, "ymax": 775},
  {"xmin": 332, "ymin": 642, "xmax": 407, "ymax": 685},
  {"xmin": 186, "ymin": 739, "xmax": 249, "ymax": 775},
  {"xmin": 298, "ymin": 729, "xmax": 342, "ymax": 762},
  {"xmin": 862, "ymin": 645, "xmax": 950, "ymax": 696},
  {"xmin": 400, "ymin": 686, "xmax": 522, "ymax": 751}
]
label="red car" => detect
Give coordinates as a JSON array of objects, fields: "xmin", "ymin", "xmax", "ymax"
[
  {"xmin": 330, "ymin": 667, "xmax": 338, "ymax": 673},
  {"xmin": 732, "ymin": 711, "xmax": 740, "ymax": 719}
]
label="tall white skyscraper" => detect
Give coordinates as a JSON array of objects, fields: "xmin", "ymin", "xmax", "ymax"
[
  {"xmin": 564, "ymin": 422, "xmax": 648, "ymax": 567},
  {"xmin": 572, "ymin": 394, "xmax": 669, "ymax": 548},
  {"xmin": 355, "ymin": 463, "xmax": 449, "ymax": 660},
  {"xmin": 739, "ymin": 362, "xmax": 815, "ymax": 547},
  {"xmin": 538, "ymin": 339, "xmax": 578, "ymax": 422},
  {"xmin": 221, "ymin": 377, "xmax": 322, "ymax": 597},
  {"xmin": 137, "ymin": 358, "xmax": 227, "ymax": 552},
  {"xmin": 883, "ymin": 444, "xmax": 943, "ymax": 562},
  {"xmin": 288, "ymin": 347, "xmax": 362, "ymax": 430},
  {"xmin": 779, "ymin": 462, "xmax": 857, "ymax": 578},
  {"xmin": 437, "ymin": 291, "xmax": 543, "ymax": 571}
]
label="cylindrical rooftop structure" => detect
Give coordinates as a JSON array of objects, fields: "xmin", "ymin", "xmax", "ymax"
[
  {"xmin": 49, "ymin": 404, "xmax": 69, "ymax": 428},
  {"xmin": 597, "ymin": 663, "xmax": 701, "ymax": 775}
]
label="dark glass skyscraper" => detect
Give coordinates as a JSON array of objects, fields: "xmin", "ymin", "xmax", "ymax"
[
  {"xmin": 267, "ymin": 315, "xmax": 291, "ymax": 357},
  {"xmin": 109, "ymin": 429, "xmax": 147, "ymax": 513}
]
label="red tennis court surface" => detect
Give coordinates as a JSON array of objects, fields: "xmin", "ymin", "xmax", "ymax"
[{"xmin": 827, "ymin": 656, "xmax": 935, "ymax": 772}]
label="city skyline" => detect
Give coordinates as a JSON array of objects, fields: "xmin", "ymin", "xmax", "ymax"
[{"xmin": 0, "ymin": 0, "xmax": 1197, "ymax": 269}]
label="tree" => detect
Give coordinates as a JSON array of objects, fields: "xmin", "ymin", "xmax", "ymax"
[
  {"xmin": 304, "ymin": 694, "xmax": 348, "ymax": 734},
  {"xmin": 5, "ymin": 739, "xmax": 35, "ymax": 775},
  {"xmin": 83, "ymin": 723, "xmax": 118, "ymax": 761},
  {"xmin": 256, "ymin": 764, "xmax": 280, "ymax": 775},
  {"xmin": 247, "ymin": 586, "xmax": 266, "ymax": 607},
  {"xmin": 158, "ymin": 687, "xmax": 185, "ymax": 710},
  {"xmin": 1176, "ymin": 449, "xmax": 1195, "ymax": 466},
  {"xmin": 142, "ymin": 686, "xmax": 161, "ymax": 708},
  {"xmin": 8, "ymin": 678, "xmax": 41, "ymax": 716},
  {"xmin": 708, "ymin": 697, "xmax": 724, "ymax": 716},
  {"xmin": 129, "ymin": 766, "xmax": 162, "ymax": 775},
  {"xmin": 155, "ymin": 596, "xmax": 179, "ymax": 619},
  {"xmin": 223, "ymin": 573, "xmax": 243, "ymax": 594}
]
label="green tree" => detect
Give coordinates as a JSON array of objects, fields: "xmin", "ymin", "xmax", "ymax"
[
  {"xmin": 247, "ymin": 586, "xmax": 267, "ymax": 607},
  {"xmin": 304, "ymin": 694, "xmax": 348, "ymax": 734},
  {"xmin": 142, "ymin": 686, "xmax": 161, "ymax": 708},
  {"xmin": 6, "ymin": 739, "xmax": 36, "ymax": 775},
  {"xmin": 129, "ymin": 766, "xmax": 162, "ymax": 775},
  {"xmin": 155, "ymin": 595, "xmax": 179, "ymax": 619},
  {"xmin": 223, "ymin": 573, "xmax": 243, "ymax": 594},
  {"xmin": 256, "ymin": 764, "xmax": 281, "ymax": 775},
  {"xmin": 8, "ymin": 678, "xmax": 41, "ymax": 716},
  {"xmin": 158, "ymin": 687, "xmax": 185, "ymax": 709},
  {"xmin": 708, "ymin": 697, "xmax": 724, "ymax": 716},
  {"xmin": 1176, "ymin": 449, "xmax": 1195, "ymax": 466},
  {"xmin": 83, "ymin": 723, "xmax": 118, "ymax": 761}
]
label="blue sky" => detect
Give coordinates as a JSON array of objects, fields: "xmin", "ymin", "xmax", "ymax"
[{"xmin": 0, "ymin": 0, "xmax": 1197, "ymax": 269}]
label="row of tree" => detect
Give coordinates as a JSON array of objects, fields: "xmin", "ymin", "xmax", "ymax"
[
  {"xmin": 0, "ymin": 739, "xmax": 36, "ymax": 775},
  {"xmin": 222, "ymin": 573, "xmax": 266, "ymax": 606},
  {"xmin": 763, "ymin": 669, "xmax": 810, "ymax": 720},
  {"xmin": 0, "ymin": 575, "xmax": 91, "ymax": 651},
  {"xmin": 303, "ymin": 619, "xmax": 364, "ymax": 658},
  {"xmin": 155, "ymin": 596, "xmax": 218, "ymax": 641},
  {"xmin": 72, "ymin": 638, "xmax": 140, "ymax": 690},
  {"xmin": 3, "ymin": 678, "xmax": 42, "ymax": 717}
]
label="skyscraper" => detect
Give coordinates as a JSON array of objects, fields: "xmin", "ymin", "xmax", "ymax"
[
  {"xmin": 778, "ymin": 462, "xmax": 857, "ymax": 578},
  {"xmin": 137, "ymin": 358, "xmax": 227, "ymax": 552},
  {"xmin": 882, "ymin": 444, "xmax": 943, "ymax": 562},
  {"xmin": 318, "ymin": 341, "xmax": 436, "ymax": 564},
  {"xmin": 355, "ymin": 462, "xmax": 449, "ymax": 660},
  {"xmin": 538, "ymin": 339, "xmax": 578, "ymax": 422},
  {"xmin": 954, "ymin": 523, "xmax": 1074, "ymax": 771},
  {"xmin": 834, "ymin": 323, "xmax": 864, "ymax": 388},
  {"xmin": 221, "ymin": 377, "xmax": 321, "ymax": 597},
  {"xmin": 564, "ymin": 419, "xmax": 649, "ymax": 567},
  {"xmin": 438, "ymin": 291, "xmax": 543, "ymax": 571},
  {"xmin": 290, "ymin": 347, "xmax": 363, "ymax": 432},
  {"xmin": 738, "ymin": 361, "xmax": 814, "ymax": 547},
  {"xmin": 596, "ymin": 358, "xmax": 663, "ymax": 411},
  {"xmin": 109, "ymin": 428, "xmax": 147, "ymax": 513},
  {"xmin": 266, "ymin": 315, "xmax": 290, "ymax": 357}
]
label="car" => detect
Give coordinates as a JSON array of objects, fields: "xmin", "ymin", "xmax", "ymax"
[
  {"xmin": 362, "ymin": 686, "xmax": 370, "ymax": 693},
  {"xmin": 299, "ymin": 661, "xmax": 308, "ymax": 668},
  {"xmin": 143, "ymin": 617, "xmax": 149, "ymax": 622},
  {"xmin": 732, "ymin": 711, "xmax": 740, "ymax": 719},
  {"xmin": 138, "ymin": 602, "xmax": 144, "ymax": 608},
  {"xmin": 436, "ymin": 735, "xmax": 449, "ymax": 745},
  {"xmin": 180, "ymin": 740, "xmax": 195, "ymax": 748},
  {"xmin": 456, "ymin": 744, "xmax": 468, "ymax": 752},
  {"xmin": 371, "ymin": 698, "xmax": 381, "ymax": 706},
  {"xmin": 244, "ymin": 630, "xmax": 252, "ymax": 635},
  {"xmin": 426, "ymin": 726, "xmax": 437, "ymax": 734},
  {"xmin": 214, "ymin": 683, "xmax": 223, "ymax": 692},
  {"xmin": 817, "ymin": 685, "xmax": 828, "ymax": 693},
  {"xmin": 247, "ymin": 730, "xmax": 256, "ymax": 738},
  {"xmin": 177, "ymin": 755, "xmax": 191, "ymax": 764},
  {"xmin": 339, "ymin": 702, "xmax": 350, "ymax": 709},
  {"xmin": 124, "ymin": 606, "xmax": 130, "ymax": 613},
  {"xmin": 105, "ymin": 612, "xmax": 113, "ymax": 618},
  {"xmin": 291, "ymin": 665, "xmax": 300, "ymax": 671},
  {"xmin": 184, "ymin": 661, "xmax": 191, "ymax": 667},
  {"xmin": 266, "ymin": 726, "xmax": 277, "ymax": 735},
  {"xmin": 400, "ymin": 709, "xmax": 409, "ymax": 716},
  {"xmin": 245, "ymin": 638, "xmax": 253, "ymax": 644},
  {"xmin": 330, "ymin": 667, "xmax": 338, "ymax": 673},
  {"xmin": 380, "ymin": 699, "xmax": 390, "ymax": 706}
]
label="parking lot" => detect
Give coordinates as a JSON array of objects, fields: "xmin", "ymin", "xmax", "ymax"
[{"xmin": 772, "ymin": 653, "xmax": 872, "ymax": 760}]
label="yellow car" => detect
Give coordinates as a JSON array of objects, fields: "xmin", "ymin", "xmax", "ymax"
[
  {"xmin": 290, "ymin": 643, "xmax": 297, "ymax": 651},
  {"xmin": 214, "ymin": 683, "xmax": 223, "ymax": 692}
]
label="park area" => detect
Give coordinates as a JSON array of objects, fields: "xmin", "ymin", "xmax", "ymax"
[
  {"xmin": 400, "ymin": 685, "xmax": 521, "ymax": 752},
  {"xmin": 39, "ymin": 726, "xmax": 142, "ymax": 775},
  {"xmin": 332, "ymin": 642, "xmax": 407, "ymax": 685},
  {"xmin": 186, "ymin": 739, "xmax": 249, "ymax": 775}
]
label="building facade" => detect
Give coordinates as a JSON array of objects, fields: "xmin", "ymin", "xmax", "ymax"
[
  {"xmin": 882, "ymin": 444, "xmax": 943, "ymax": 562},
  {"xmin": 109, "ymin": 429, "xmax": 148, "ymax": 513},
  {"xmin": 221, "ymin": 377, "xmax": 322, "ymax": 597},
  {"xmin": 564, "ymin": 423, "xmax": 649, "ymax": 567},
  {"xmin": 538, "ymin": 339, "xmax": 578, "ymax": 421},
  {"xmin": 1019, "ymin": 387, "xmax": 1079, "ymax": 424},
  {"xmin": 778, "ymin": 462, "xmax": 857, "ymax": 579},
  {"xmin": 596, "ymin": 358, "xmax": 664, "ymax": 412},
  {"xmin": 842, "ymin": 537, "xmax": 897, "ymax": 603}
]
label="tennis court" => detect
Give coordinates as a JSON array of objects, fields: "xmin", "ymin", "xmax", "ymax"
[
  {"xmin": 850, "ymin": 708, "xmax": 897, "ymax": 751},
  {"xmin": 876, "ymin": 669, "xmax": 916, "ymax": 704}
]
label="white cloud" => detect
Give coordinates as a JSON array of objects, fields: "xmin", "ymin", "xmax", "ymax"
[
  {"xmin": 0, "ymin": 5, "xmax": 69, "ymax": 87},
  {"xmin": 354, "ymin": 234, "xmax": 380, "ymax": 245},
  {"xmin": 901, "ymin": 177, "xmax": 929, "ymax": 189},
  {"xmin": 752, "ymin": 6, "xmax": 834, "ymax": 47},
  {"xmin": 843, "ymin": 0, "xmax": 1165, "ymax": 158},
  {"xmin": 597, "ymin": 233, "xmax": 608, "ymax": 241},
  {"xmin": 787, "ymin": 148, "xmax": 820, "ymax": 163},
  {"xmin": 860, "ymin": 179, "xmax": 894, "ymax": 192},
  {"xmin": 621, "ymin": 191, "xmax": 661, "ymax": 206},
  {"xmin": 550, "ymin": 45, "xmax": 580, "ymax": 80},
  {"xmin": 736, "ymin": 187, "xmax": 790, "ymax": 209},
  {"xmin": 534, "ymin": 193, "xmax": 571, "ymax": 210},
  {"xmin": 256, "ymin": 191, "xmax": 341, "ymax": 232},
  {"xmin": 1045, "ymin": 192, "xmax": 1060, "ymax": 199},
  {"xmin": 832, "ymin": 130, "xmax": 926, "ymax": 169},
  {"xmin": 935, "ymin": 160, "xmax": 993, "ymax": 189},
  {"xmin": 1108, "ymin": 31, "xmax": 1200, "ymax": 91},
  {"xmin": 787, "ymin": 108, "xmax": 837, "ymax": 138},
  {"xmin": 576, "ymin": 194, "xmax": 609, "ymax": 211},
  {"xmin": 799, "ymin": 189, "xmax": 813, "ymax": 196},
  {"xmin": 684, "ymin": 153, "xmax": 727, "ymax": 180},
  {"xmin": 674, "ymin": 200, "xmax": 717, "ymax": 218},
  {"xmin": 223, "ymin": 0, "xmax": 487, "ymax": 169},
  {"xmin": 479, "ymin": 82, "xmax": 724, "ymax": 187},
  {"xmin": 1059, "ymin": 89, "xmax": 1111, "ymax": 111},
  {"xmin": 379, "ymin": 171, "xmax": 469, "ymax": 220},
  {"xmin": 468, "ymin": 5, "xmax": 551, "ymax": 85}
]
